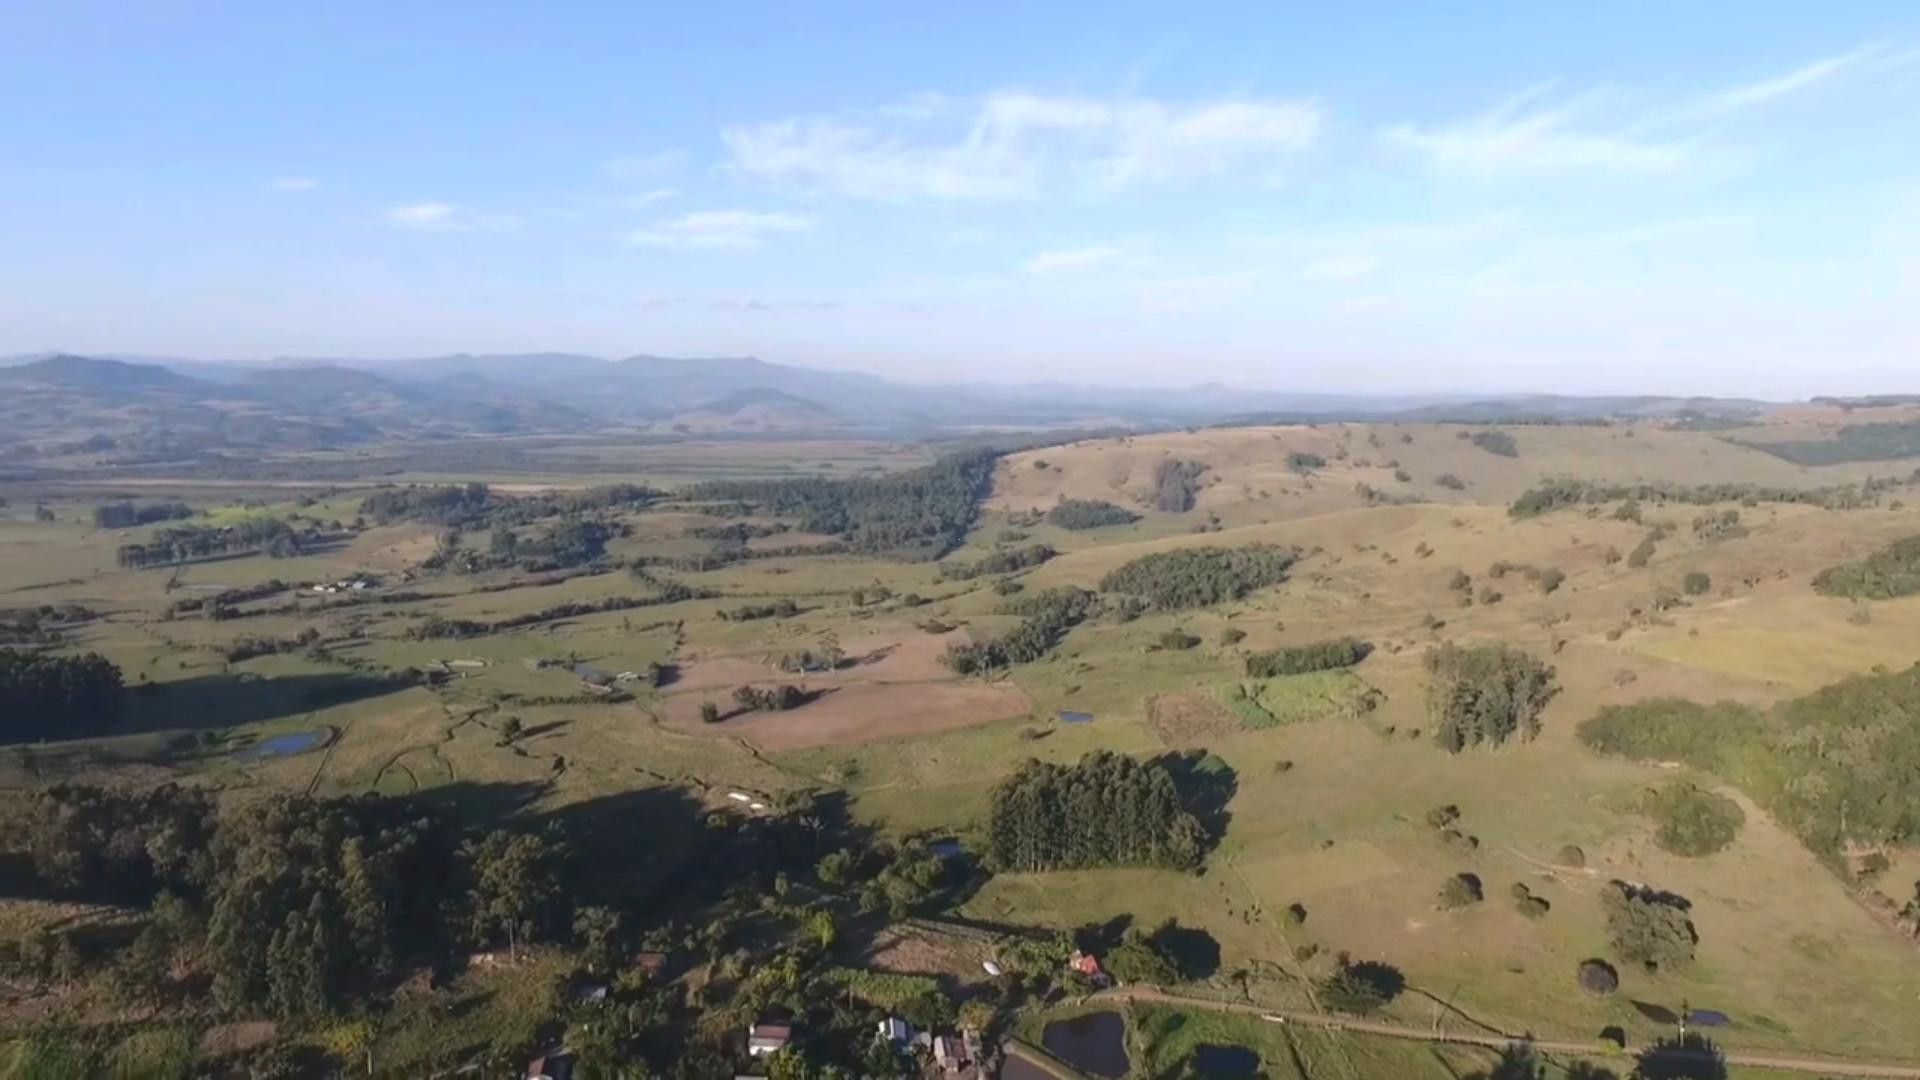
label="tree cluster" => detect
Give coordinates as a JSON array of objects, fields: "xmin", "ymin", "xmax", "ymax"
[
  {"xmin": 1469, "ymin": 430, "xmax": 1519, "ymax": 457},
  {"xmin": 720, "ymin": 599, "xmax": 801, "ymax": 621},
  {"xmin": 732, "ymin": 684, "xmax": 809, "ymax": 712},
  {"xmin": 1152, "ymin": 459, "xmax": 1207, "ymax": 512},
  {"xmin": 985, "ymin": 751, "xmax": 1208, "ymax": 872},
  {"xmin": 1045, "ymin": 499, "xmax": 1138, "ymax": 530},
  {"xmin": 942, "ymin": 587, "xmax": 1098, "ymax": 674},
  {"xmin": 1098, "ymin": 544, "xmax": 1295, "ymax": 610},
  {"xmin": 1508, "ymin": 477, "xmax": 1885, "ymax": 519},
  {"xmin": 1424, "ymin": 643, "xmax": 1559, "ymax": 752},
  {"xmin": 1243, "ymin": 637, "xmax": 1369, "ymax": 677},
  {"xmin": 1641, "ymin": 784, "xmax": 1744, "ymax": 857},
  {"xmin": 1601, "ymin": 882, "xmax": 1695, "ymax": 971},
  {"xmin": 1814, "ymin": 535, "xmax": 1920, "ymax": 599},
  {"xmin": 91, "ymin": 501, "xmax": 193, "ymax": 529},
  {"xmin": 0, "ymin": 648, "xmax": 124, "ymax": 743}
]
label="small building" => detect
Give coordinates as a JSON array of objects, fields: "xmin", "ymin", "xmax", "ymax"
[
  {"xmin": 877, "ymin": 1016, "xmax": 915, "ymax": 1046},
  {"xmin": 933, "ymin": 1034, "xmax": 971, "ymax": 1073},
  {"xmin": 746, "ymin": 1022, "xmax": 792, "ymax": 1057},
  {"xmin": 1069, "ymin": 951, "xmax": 1110, "ymax": 987}
]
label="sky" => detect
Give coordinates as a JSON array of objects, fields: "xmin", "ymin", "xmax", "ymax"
[{"xmin": 2, "ymin": 2, "xmax": 1918, "ymax": 398}]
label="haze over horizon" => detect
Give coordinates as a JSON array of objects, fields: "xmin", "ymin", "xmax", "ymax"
[{"xmin": 5, "ymin": 3, "xmax": 1919, "ymax": 399}]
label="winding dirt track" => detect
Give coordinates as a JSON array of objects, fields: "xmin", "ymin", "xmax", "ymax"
[{"xmin": 1005, "ymin": 986, "xmax": 1920, "ymax": 1079}]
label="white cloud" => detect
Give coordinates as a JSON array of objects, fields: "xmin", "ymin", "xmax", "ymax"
[
  {"xmin": 272, "ymin": 176, "xmax": 319, "ymax": 192},
  {"xmin": 1024, "ymin": 245, "xmax": 1132, "ymax": 274},
  {"xmin": 723, "ymin": 90, "xmax": 1322, "ymax": 201},
  {"xmin": 387, "ymin": 202, "xmax": 521, "ymax": 232},
  {"xmin": 624, "ymin": 187, "xmax": 679, "ymax": 210},
  {"xmin": 623, "ymin": 210, "xmax": 814, "ymax": 250}
]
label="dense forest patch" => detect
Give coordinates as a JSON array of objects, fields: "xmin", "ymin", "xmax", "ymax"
[
  {"xmin": 985, "ymin": 751, "xmax": 1209, "ymax": 872},
  {"xmin": 0, "ymin": 648, "xmax": 124, "ymax": 742},
  {"xmin": 1243, "ymin": 637, "xmax": 1369, "ymax": 678},
  {"xmin": 1813, "ymin": 535, "xmax": 1920, "ymax": 599},
  {"xmin": 1152, "ymin": 459, "xmax": 1208, "ymax": 513},
  {"xmin": 942, "ymin": 587, "xmax": 1099, "ymax": 673},
  {"xmin": 1508, "ymin": 476, "xmax": 1898, "ymax": 518},
  {"xmin": 1581, "ymin": 668, "xmax": 1920, "ymax": 860},
  {"xmin": 1735, "ymin": 421, "xmax": 1920, "ymax": 465},
  {"xmin": 939, "ymin": 543, "xmax": 1055, "ymax": 581},
  {"xmin": 1099, "ymin": 545, "xmax": 1295, "ymax": 610},
  {"xmin": 688, "ymin": 449, "xmax": 998, "ymax": 559}
]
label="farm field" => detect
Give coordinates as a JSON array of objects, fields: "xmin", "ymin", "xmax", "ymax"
[{"xmin": 5, "ymin": 420, "xmax": 1920, "ymax": 1075}]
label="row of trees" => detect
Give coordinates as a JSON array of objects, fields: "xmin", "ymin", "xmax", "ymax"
[
  {"xmin": 91, "ymin": 500, "xmax": 193, "ymax": 528},
  {"xmin": 0, "ymin": 648, "xmax": 123, "ymax": 743},
  {"xmin": 1424, "ymin": 643, "xmax": 1559, "ymax": 752},
  {"xmin": 1099, "ymin": 544, "xmax": 1295, "ymax": 610},
  {"xmin": 938, "ymin": 543, "xmax": 1054, "ymax": 581},
  {"xmin": 985, "ymin": 751, "xmax": 1208, "ymax": 872},
  {"xmin": 1508, "ymin": 476, "xmax": 1887, "ymax": 519},
  {"xmin": 1244, "ymin": 637, "xmax": 1369, "ymax": 677},
  {"xmin": 115, "ymin": 519, "xmax": 308, "ymax": 568}
]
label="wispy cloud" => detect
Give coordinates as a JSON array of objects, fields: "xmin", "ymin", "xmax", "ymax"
[
  {"xmin": 724, "ymin": 90, "xmax": 1322, "ymax": 201},
  {"xmin": 624, "ymin": 187, "xmax": 679, "ymax": 210},
  {"xmin": 1697, "ymin": 48, "xmax": 1876, "ymax": 116},
  {"xmin": 1024, "ymin": 245, "xmax": 1135, "ymax": 274},
  {"xmin": 622, "ymin": 209, "xmax": 814, "ymax": 250},
  {"xmin": 387, "ymin": 202, "xmax": 522, "ymax": 232},
  {"xmin": 1385, "ymin": 88, "xmax": 1689, "ymax": 176},
  {"xmin": 1298, "ymin": 254, "xmax": 1379, "ymax": 282},
  {"xmin": 272, "ymin": 176, "xmax": 319, "ymax": 192},
  {"xmin": 602, "ymin": 150, "xmax": 688, "ymax": 182}
]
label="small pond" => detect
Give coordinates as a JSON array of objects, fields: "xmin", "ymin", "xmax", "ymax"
[
  {"xmin": 1190, "ymin": 1044, "xmax": 1261, "ymax": 1076},
  {"xmin": 241, "ymin": 728, "xmax": 334, "ymax": 760},
  {"xmin": 1041, "ymin": 1011, "xmax": 1128, "ymax": 1078},
  {"xmin": 1058, "ymin": 710, "xmax": 1095, "ymax": 724}
]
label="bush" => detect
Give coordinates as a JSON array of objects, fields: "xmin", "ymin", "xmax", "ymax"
[
  {"xmin": 1158, "ymin": 629, "xmax": 1201, "ymax": 651},
  {"xmin": 1434, "ymin": 474, "xmax": 1467, "ymax": 491},
  {"xmin": 1644, "ymin": 783, "xmax": 1744, "ymax": 857},
  {"xmin": 1539, "ymin": 568, "xmax": 1566, "ymax": 594},
  {"xmin": 1437, "ymin": 873, "xmax": 1483, "ymax": 909},
  {"xmin": 1577, "ymin": 958, "xmax": 1620, "ymax": 995},
  {"xmin": 1556, "ymin": 844, "xmax": 1586, "ymax": 867},
  {"xmin": 1153, "ymin": 459, "xmax": 1208, "ymax": 513},
  {"xmin": 1602, "ymin": 883, "xmax": 1695, "ymax": 971},
  {"xmin": 1315, "ymin": 960, "xmax": 1403, "ymax": 1015},
  {"xmin": 1682, "ymin": 571, "xmax": 1712, "ymax": 596},
  {"xmin": 1286, "ymin": 452, "xmax": 1326, "ymax": 474},
  {"xmin": 1425, "ymin": 643, "xmax": 1559, "ymax": 752},
  {"xmin": 1470, "ymin": 430, "xmax": 1519, "ymax": 457},
  {"xmin": 1813, "ymin": 536, "xmax": 1920, "ymax": 599},
  {"xmin": 1218, "ymin": 627, "xmax": 1247, "ymax": 646}
]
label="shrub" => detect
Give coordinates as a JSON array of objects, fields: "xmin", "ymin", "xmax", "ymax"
[
  {"xmin": 1539, "ymin": 568, "xmax": 1566, "ymax": 594},
  {"xmin": 1158, "ymin": 629, "xmax": 1201, "ymax": 651},
  {"xmin": 1218, "ymin": 627, "xmax": 1247, "ymax": 647},
  {"xmin": 1315, "ymin": 960, "xmax": 1403, "ymax": 1015},
  {"xmin": 1434, "ymin": 474, "xmax": 1467, "ymax": 491},
  {"xmin": 1577, "ymin": 959, "xmax": 1620, "ymax": 995},
  {"xmin": 1682, "ymin": 571, "xmax": 1711, "ymax": 596},
  {"xmin": 1627, "ymin": 533, "xmax": 1658, "ymax": 568},
  {"xmin": 698, "ymin": 702, "xmax": 721, "ymax": 724},
  {"xmin": 1556, "ymin": 844, "xmax": 1586, "ymax": 867},
  {"xmin": 1438, "ymin": 873, "xmax": 1484, "ymax": 909}
]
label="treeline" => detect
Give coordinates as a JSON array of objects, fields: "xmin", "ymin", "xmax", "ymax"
[
  {"xmin": 1245, "ymin": 637, "xmax": 1369, "ymax": 677},
  {"xmin": 407, "ymin": 587, "xmax": 714, "ymax": 641},
  {"xmin": 1735, "ymin": 421, "xmax": 1920, "ymax": 466},
  {"xmin": 0, "ymin": 649, "xmax": 123, "ymax": 742},
  {"xmin": 224, "ymin": 628, "xmax": 321, "ymax": 663},
  {"xmin": 1046, "ymin": 499, "xmax": 1138, "ymax": 530},
  {"xmin": 685, "ymin": 449, "xmax": 998, "ymax": 559},
  {"xmin": 685, "ymin": 521, "xmax": 788, "ymax": 542},
  {"xmin": 985, "ymin": 751, "xmax": 1208, "ymax": 872},
  {"xmin": 487, "ymin": 518, "xmax": 614, "ymax": 571},
  {"xmin": 1425, "ymin": 643, "xmax": 1558, "ymax": 752},
  {"xmin": 1508, "ymin": 476, "xmax": 1899, "ymax": 518},
  {"xmin": 1579, "ymin": 665, "xmax": 1920, "ymax": 859},
  {"xmin": 361, "ymin": 482, "xmax": 660, "ymax": 528},
  {"xmin": 1812, "ymin": 535, "xmax": 1920, "ymax": 599},
  {"xmin": 1099, "ymin": 544, "xmax": 1295, "ymax": 610},
  {"xmin": 92, "ymin": 501, "xmax": 193, "ymax": 528},
  {"xmin": 0, "ymin": 604, "xmax": 97, "ymax": 647},
  {"xmin": 719, "ymin": 599, "xmax": 800, "ymax": 621},
  {"xmin": 168, "ymin": 579, "xmax": 292, "ymax": 619},
  {"xmin": 116, "ymin": 519, "xmax": 321, "ymax": 568},
  {"xmin": 11, "ymin": 785, "xmax": 573, "ymax": 1020},
  {"xmin": 939, "ymin": 543, "xmax": 1054, "ymax": 581},
  {"xmin": 942, "ymin": 587, "xmax": 1099, "ymax": 674}
]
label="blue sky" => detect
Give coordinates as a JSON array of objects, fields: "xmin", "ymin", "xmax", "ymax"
[{"xmin": 3, "ymin": 2, "xmax": 1918, "ymax": 397}]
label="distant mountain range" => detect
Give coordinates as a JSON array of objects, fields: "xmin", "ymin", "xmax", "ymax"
[{"xmin": 0, "ymin": 350, "xmax": 1778, "ymax": 463}]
